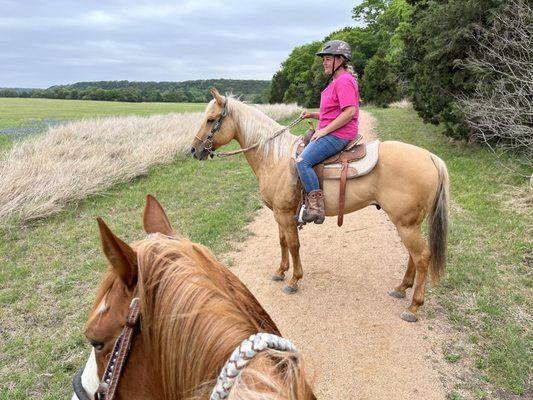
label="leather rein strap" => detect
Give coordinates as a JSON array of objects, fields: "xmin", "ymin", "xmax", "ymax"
[
  {"xmin": 216, "ymin": 115, "xmax": 303, "ymax": 158},
  {"xmin": 96, "ymin": 298, "xmax": 141, "ymax": 400},
  {"xmin": 194, "ymin": 97, "xmax": 303, "ymax": 158}
]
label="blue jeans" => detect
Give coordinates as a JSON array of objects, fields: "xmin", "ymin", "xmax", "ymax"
[{"xmin": 296, "ymin": 134, "xmax": 349, "ymax": 193}]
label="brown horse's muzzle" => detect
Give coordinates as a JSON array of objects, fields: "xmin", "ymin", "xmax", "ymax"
[{"xmin": 190, "ymin": 139, "xmax": 210, "ymax": 161}]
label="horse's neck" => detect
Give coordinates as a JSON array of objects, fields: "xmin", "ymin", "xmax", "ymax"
[{"xmin": 233, "ymin": 113, "xmax": 295, "ymax": 182}]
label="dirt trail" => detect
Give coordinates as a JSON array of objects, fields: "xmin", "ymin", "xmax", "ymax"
[{"xmin": 224, "ymin": 111, "xmax": 455, "ymax": 399}]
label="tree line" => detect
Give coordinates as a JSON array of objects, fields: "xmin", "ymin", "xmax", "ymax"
[
  {"xmin": 0, "ymin": 79, "xmax": 271, "ymax": 104},
  {"xmin": 270, "ymin": 0, "xmax": 532, "ymax": 157}
]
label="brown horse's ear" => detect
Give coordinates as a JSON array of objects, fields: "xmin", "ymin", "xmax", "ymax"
[
  {"xmin": 210, "ymin": 87, "xmax": 225, "ymax": 106},
  {"xmin": 97, "ymin": 218, "xmax": 137, "ymax": 287},
  {"xmin": 143, "ymin": 194, "xmax": 174, "ymax": 236}
]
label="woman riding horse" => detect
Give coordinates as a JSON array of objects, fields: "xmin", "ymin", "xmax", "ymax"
[
  {"xmin": 191, "ymin": 85, "xmax": 448, "ymax": 323},
  {"xmin": 297, "ymin": 39, "xmax": 359, "ymax": 224}
]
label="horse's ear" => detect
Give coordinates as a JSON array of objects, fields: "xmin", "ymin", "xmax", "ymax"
[
  {"xmin": 143, "ymin": 194, "xmax": 174, "ymax": 236},
  {"xmin": 97, "ymin": 218, "xmax": 137, "ymax": 287},
  {"xmin": 210, "ymin": 87, "xmax": 225, "ymax": 106}
]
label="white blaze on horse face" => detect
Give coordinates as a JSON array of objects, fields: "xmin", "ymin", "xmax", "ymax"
[
  {"xmin": 96, "ymin": 294, "xmax": 108, "ymax": 315},
  {"xmin": 71, "ymin": 349, "xmax": 99, "ymax": 400}
]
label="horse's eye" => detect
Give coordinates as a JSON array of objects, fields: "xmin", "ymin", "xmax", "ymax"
[
  {"xmin": 89, "ymin": 339, "xmax": 104, "ymax": 352},
  {"xmin": 206, "ymin": 118, "xmax": 215, "ymax": 124}
]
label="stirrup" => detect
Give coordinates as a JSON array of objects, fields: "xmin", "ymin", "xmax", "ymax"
[{"xmin": 293, "ymin": 203, "xmax": 307, "ymax": 230}]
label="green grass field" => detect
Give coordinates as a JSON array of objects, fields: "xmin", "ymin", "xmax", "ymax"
[
  {"xmin": 0, "ymin": 98, "xmax": 207, "ymax": 154},
  {"xmin": 0, "ymin": 103, "xmax": 530, "ymax": 399},
  {"xmin": 0, "ymin": 98, "xmax": 206, "ymax": 129}
]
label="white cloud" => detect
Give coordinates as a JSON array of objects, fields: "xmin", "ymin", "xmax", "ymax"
[
  {"xmin": 0, "ymin": 0, "xmax": 361, "ymax": 87},
  {"xmin": 81, "ymin": 11, "xmax": 117, "ymax": 25}
]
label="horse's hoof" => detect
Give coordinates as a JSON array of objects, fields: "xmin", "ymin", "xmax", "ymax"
[
  {"xmin": 400, "ymin": 311, "xmax": 418, "ymax": 322},
  {"xmin": 283, "ymin": 285, "xmax": 298, "ymax": 294},
  {"xmin": 388, "ymin": 289, "xmax": 406, "ymax": 299},
  {"xmin": 271, "ymin": 274, "xmax": 285, "ymax": 282}
]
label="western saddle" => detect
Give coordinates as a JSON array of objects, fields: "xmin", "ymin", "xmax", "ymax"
[{"xmin": 293, "ymin": 131, "xmax": 367, "ymax": 227}]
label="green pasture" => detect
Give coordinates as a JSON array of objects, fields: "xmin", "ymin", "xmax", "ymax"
[
  {"xmin": 0, "ymin": 98, "xmax": 205, "ymax": 154},
  {"xmin": 0, "ymin": 105, "xmax": 531, "ymax": 399},
  {"xmin": 0, "ymin": 98, "xmax": 206, "ymax": 155},
  {"xmin": 0, "ymin": 98, "xmax": 206, "ymax": 129}
]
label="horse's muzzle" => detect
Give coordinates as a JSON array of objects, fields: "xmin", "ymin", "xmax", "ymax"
[{"xmin": 191, "ymin": 145, "xmax": 209, "ymax": 161}]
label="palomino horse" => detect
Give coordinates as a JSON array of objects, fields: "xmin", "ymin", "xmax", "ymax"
[
  {"xmin": 77, "ymin": 195, "xmax": 315, "ymax": 400},
  {"xmin": 191, "ymin": 89, "xmax": 449, "ymax": 322}
]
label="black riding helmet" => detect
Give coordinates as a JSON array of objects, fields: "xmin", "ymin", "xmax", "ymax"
[{"xmin": 316, "ymin": 40, "xmax": 352, "ymax": 85}]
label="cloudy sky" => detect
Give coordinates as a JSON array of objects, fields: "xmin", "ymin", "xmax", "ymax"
[{"xmin": 1, "ymin": 0, "xmax": 362, "ymax": 88}]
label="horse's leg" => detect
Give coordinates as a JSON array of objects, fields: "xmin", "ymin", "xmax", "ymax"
[
  {"xmin": 396, "ymin": 225, "xmax": 431, "ymax": 322},
  {"xmin": 272, "ymin": 224, "xmax": 290, "ymax": 282},
  {"xmin": 388, "ymin": 255, "xmax": 415, "ymax": 299},
  {"xmin": 275, "ymin": 212, "xmax": 302, "ymax": 294}
]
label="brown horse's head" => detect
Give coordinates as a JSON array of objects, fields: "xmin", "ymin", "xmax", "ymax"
[
  {"xmin": 84, "ymin": 195, "xmax": 174, "ymax": 399},
  {"xmin": 190, "ymin": 88, "xmax": 238, "ymax": 160},
  {"xmin": 82, "ymin": 195, "xmax": 315, "ymax": 400}
]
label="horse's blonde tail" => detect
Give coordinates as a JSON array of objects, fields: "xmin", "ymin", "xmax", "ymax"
[{"xmin": 429, "ymin": 154, "xmax": 449, "ymax": 283}]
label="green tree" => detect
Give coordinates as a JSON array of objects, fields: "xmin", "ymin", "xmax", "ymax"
[
  {"xmin": 146, "ymin": 90, "xmax": 163, "ymax": 102},
  {"xmin": 352, "ymin": 0, "xmax": 412, "ymax": 105},
  {"xmin": 269, "ymin": 70, "xmax": 290, "ymax": 103},
  {"xmin": 403, "ymin": 0, "xmax": 504, "ymax": 139},
  {"xmin": 0, "ymin": 89, "xmax": 18, "ymax": 98},
  {"xmin": 360, "ymin": 56, "xmax": 401, "ymax": 106},
  {"xmin": 270, "ymin": 27, "xmax": 383, "ymax": 105}
]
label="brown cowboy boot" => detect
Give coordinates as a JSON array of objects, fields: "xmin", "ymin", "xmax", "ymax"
[{"xmin": 303, "ymin": 190, "xmax": 325, "ymax": 224}]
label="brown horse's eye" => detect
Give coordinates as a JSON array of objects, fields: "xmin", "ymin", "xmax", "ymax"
[
  {"xmin": 206, "ymin": 118, "xmax": 215, "ymax": 124},
  {"xmin": 89, "ymin": 339, "xmax": 104, "ymax": 352}
]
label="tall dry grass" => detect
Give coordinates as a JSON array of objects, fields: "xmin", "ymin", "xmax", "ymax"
[
  {"xmin": 389, "ymin": 99, "xmax": 412, "ymax": 109},
  {"xmin": 254, "ymin": 103, "xmax": 302, "ymax": 121},
  {"xmin": 0, "ymin": 103, "xmax": 301, "ymax": 223}
]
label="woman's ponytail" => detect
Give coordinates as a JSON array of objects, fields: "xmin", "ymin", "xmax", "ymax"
[{"xmin": 346, "ymin": 64, "xmax": 358, "ymax": 81}]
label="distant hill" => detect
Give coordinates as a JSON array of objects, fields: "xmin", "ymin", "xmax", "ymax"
[
  {"xmin": 0, "ymin": 79, "xmax": 271, "ymax": 103},
  {"xmin": 0, "ymin": 87, "xmax": 37, "ymax": 94},
  {"xmin": 50, "ymin": 79, "xmax": 269, "ymax": 95}
]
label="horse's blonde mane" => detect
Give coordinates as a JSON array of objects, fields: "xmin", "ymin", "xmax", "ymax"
[
  {"xmin": 123, "ymin": 234, "xmax": 313, "ymax": 400},
  {"xmin": 210, "ymin": 97, "xmax": 298, "ymax": 161}
]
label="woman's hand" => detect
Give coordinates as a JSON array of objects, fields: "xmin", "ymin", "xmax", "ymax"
[
  {"xmin": 311, "ymin": 128, "xmax": 328, "ymax": 141},
  {"xmin": 300, "ymin": 110, "xmax": 312, "ymax": 119}
]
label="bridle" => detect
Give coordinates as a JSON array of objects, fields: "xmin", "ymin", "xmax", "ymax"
[
  {"xmin": 96, "ymin": 297, "xmax": 141, "ymax": 400},
  {"xmin": 193, "ymin": 98, "xmax": 304, "ymax": 159},
  {"xmin": 194, "ymin": 99, "xmax": 228, "ymax": 158},
  {"xmin": 72, "ymin": 297, "xmax": 141, "ymax": 400}
]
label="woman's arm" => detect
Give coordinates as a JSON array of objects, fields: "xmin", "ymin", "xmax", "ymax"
[
  {"xmin": 311, "ymin": 106, "xmax": 356, "ymax": 141},
  {"xmin": 300, "ymin": 110, "xmax": 320, "ymax": 120}
]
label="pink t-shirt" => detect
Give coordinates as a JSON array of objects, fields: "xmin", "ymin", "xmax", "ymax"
[{"xmin": 318, "ymin": 71, "xmax": 359, "ymax": 141}]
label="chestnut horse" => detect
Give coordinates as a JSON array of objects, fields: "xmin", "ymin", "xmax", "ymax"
[
  {"xmin": 79, "ymin": 195, "xmax": 315, "ymax": 400},
  {"xmin": 191, "ymin": 89, "xmax": 449, "ymax": 322}
]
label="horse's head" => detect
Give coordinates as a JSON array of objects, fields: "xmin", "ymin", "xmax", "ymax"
[
  {"xmin": 78, "ymin": 194, "xmax": 315, "ymax": 400},
  {"xmin": 191, "ymin": 87, "xmax": 237, "ymax": 160},
  {"xmin": 82, "ymin": 195, "xmax": 173, "ymax": 399}
]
